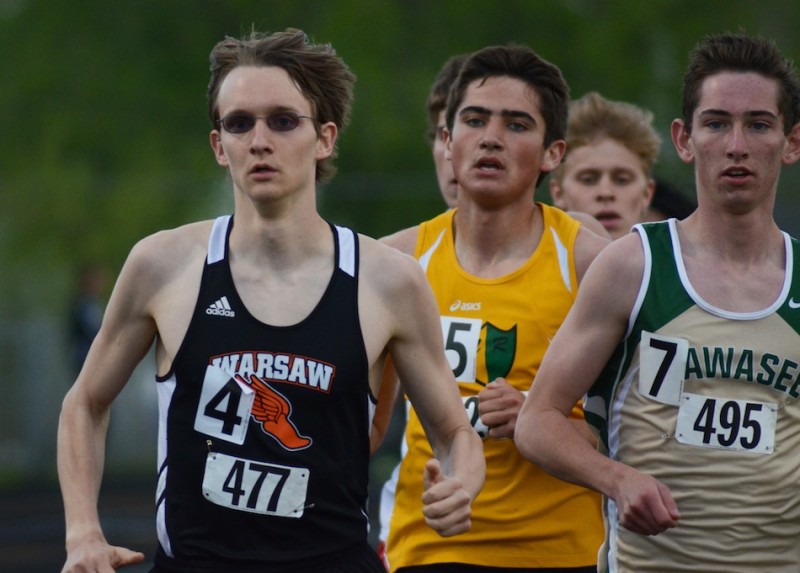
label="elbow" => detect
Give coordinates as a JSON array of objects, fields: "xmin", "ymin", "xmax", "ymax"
[
  {"xmin": 59, "ymin": 382, "xmax": 111, "ymax": 432},
  {"xmin": 513, "ymin": 411, "xmax": 543, "ymax": 465},
  {"xmin": 58, "ymin": 385, "xmax": 81, "ymax": 427}
]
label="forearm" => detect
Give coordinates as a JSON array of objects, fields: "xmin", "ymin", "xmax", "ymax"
[
  {"xmin": 516, "ymin": 408, "xmax": 621, "ymax": 499},
  {"xmin": 57, "ymin": 387, "xmax": 110, "ymax": 548},
  {"xmin": 435, "ymin": 426, "xmax": 485, "ymax": 500},
  {"xmin": 568, "ymin": 417, "xmax": 599, "ymax": 448}
]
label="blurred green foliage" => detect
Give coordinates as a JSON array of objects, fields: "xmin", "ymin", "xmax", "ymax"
[{"xmin": 2, "ymin": 0, "xmax": 800, "ymax": 315}]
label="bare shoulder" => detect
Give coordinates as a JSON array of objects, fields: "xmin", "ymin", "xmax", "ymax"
[
  {"xmin": 567, "ymin": 210, "xmax": 610, "ymax": 239},
  {"xmin": 359, "ymin": 233, "xmax": 427, "ymax": 296},
  {"xmin": 581, "ymin": 232, "xmax": 645, "ymax": 298},
  {"xmin": 559, "ymin": 232, "xmax": 647, "ymax": 342},
  {"xmin": 125, "ymin": 220, "xmax": 213, "ymax": 288},
  {"xmin": 573, "ymin": 223, "xmax": 612, "ymax": 283},
  {"xmin": 112, "ymin": 221, "xmax": 214, "ymax": 326},
  {"xmin": 111, "ymin": 220, "xmax": 215, "ymax": 364},
  {"xmin": 356, "ymin": 234, "xmax": 436, "ymax": 370},
  {"xmin": 379, "ymin": 225, "xmax": 420, "ymax": 255},
  {"xmin": 134, "ymin": 220, "xmax": 213, "ymax": 257}
]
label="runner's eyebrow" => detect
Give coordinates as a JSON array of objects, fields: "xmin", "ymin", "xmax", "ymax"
[
  {"xmin": 698, "ymin": 109, "xmax": 779, "ymax": 120},
  {"xmin": 459, "ymin": 106, "xmax": 537, "ymax": 124}
]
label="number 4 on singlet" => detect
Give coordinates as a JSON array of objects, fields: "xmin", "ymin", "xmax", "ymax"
[
  {"xmin": 639, "ymin": 331, "xmax": 688, "ymax": 406},
  {"xmin": 194, "ymin": 365, "xmax": 255, "ymax": 444}
]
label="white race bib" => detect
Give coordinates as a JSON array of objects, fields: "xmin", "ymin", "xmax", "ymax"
[
  {"xmin": 675, "ymin": 392, "xmax": 777, "ymax": 455},
  {"xmin": 202, "ymin": 452, "xmax": 310, "ymax": 517},
  {"xmin": 462, "ymin": 391, "xmax": 528, "ymax": 439},
  {"xmin": 463, "ymin": 395, "xmax": 489, "ymax": 438}
]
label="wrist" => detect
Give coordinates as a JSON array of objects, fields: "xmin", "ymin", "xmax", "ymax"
[{"xmin": 65, "ymin": 524, "xmax": 106, "ymax": 551}]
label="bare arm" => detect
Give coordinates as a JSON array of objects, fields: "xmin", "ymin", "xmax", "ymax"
[
  {"xmin": 514, "ymin": 235, "xmax": 680, "ymax": 535},
  {"xmin": 366, "ymin": 243, "xmax": 484, "ymax": 536},
  {"xmin": 573, "ymin": 223, "xmax": 612, "ymax": 284},
  {"xmin": 369, "ymin": 225, "xmax": 420, "ymax": 452},
  {"xmin": 393, "ymin": 275, "xmax": 485, "ymax": 535},
  {"xmin": 380, "ymin": 225, "xmax": 419, "ymax": 255},
  {"xmin": 57, "ymin": 238, "xmax": 169, "ymax": 572}
]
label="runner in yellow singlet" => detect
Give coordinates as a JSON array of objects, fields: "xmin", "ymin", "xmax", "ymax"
[{"xmin": 381, "ymin": 44, "xmax": 609, "ymax": 572}]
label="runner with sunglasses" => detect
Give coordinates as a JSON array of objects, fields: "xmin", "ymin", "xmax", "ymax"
[
  {"xmin": 215, "ymin": 111, "xmax": 315, "ymax": 133},
  {"xmin": 57, "ymin": 28, "xmax": 484, "ymax": 573}
]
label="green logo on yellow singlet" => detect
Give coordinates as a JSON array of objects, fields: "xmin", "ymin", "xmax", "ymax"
[{"xmin": 477, "ymin": 322, "xmax": 517, "ymax": 385}]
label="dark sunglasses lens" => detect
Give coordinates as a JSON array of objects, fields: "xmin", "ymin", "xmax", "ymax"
[
  {"xmin": 222, "ymin": 114, "xmax": 256, "ymax": 133},
  {"xmin": 267, "ymin": 113, "xmax": 301, "ymax": 131}
]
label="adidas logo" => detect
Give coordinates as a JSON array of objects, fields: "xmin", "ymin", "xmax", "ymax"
[{"xmin": 206, "ymin": 296, "xmax": 235, "ymax": 318}]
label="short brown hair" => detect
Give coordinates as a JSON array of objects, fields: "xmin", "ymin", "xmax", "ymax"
[
  {"xmin": 682, "ymin": 32, "xmax": 800, "ymax": 134},
  {"xmin": 207, "ymin": 28, "xmax": 356, "ymax": 183},
  {"xmin": 445, "ymin": 44, "xmax": 569, "ymax": 187},
  {"xmin": 425, "ymin": 54, "xmax": 468, "ymax": 145},
  {"xmin": 445, "ymin": 44, "xmax": 569, "ymax": 147}
]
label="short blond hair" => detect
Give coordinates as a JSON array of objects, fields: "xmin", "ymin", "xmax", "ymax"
[{"xmin": 553, "ymin": 92, "xmax": 661, "ymax": 181}]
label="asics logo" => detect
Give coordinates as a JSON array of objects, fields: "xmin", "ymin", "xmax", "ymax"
[
  {"xmin": 449, "ymin": 300, "xmax": 481, "ymax": 312},
  {"xmin": 789, "ymin": 298, "xmax": 800, "ymax": 309}
]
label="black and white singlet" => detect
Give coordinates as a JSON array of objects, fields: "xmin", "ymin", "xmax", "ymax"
[{"xmin": 154, "ymin": 215, "xmax": 374, "ymax": 569}]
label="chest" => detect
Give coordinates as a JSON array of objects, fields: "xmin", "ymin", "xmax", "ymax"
[
  {"xmin": 232, "ymin": 258, "xmax": 334, "ymax": 327},
  {"xmin": 429, "ymin": 261, "xmax": 574, "ymax": 389},
  {"xmin": 683, "ymin": 257, "xmax": 785, "ymax": 313}
]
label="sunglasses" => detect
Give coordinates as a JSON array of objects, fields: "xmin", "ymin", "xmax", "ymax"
[{"xmin": 216, "ymin": 111, "xmax": 314, "ymax": 134}]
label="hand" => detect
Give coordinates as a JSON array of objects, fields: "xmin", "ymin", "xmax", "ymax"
[
  {"xmin": 62, "ymin": 538, "xmax": 145, "ymax": 573},
  {"xmin": 375, "ymin": 539, "xmax": 390, "ymax": 572},
  {"xmin": 612, "ymin": 467, "xmax": 680, "ymax": 536},
  {"xmin": 421, "ymin": 458, "xmax": 473, "ymax": 537},
  {"xmin": 478, "ymin": 378, "xmax": 525, "ymax": 439}
]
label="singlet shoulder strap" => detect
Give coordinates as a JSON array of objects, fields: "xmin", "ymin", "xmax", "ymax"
[
  {"xmin": 418, "ymin": 230, "xmax": 446, "ymax": 273},
  {"xmin": 334, "ymin": 224, "xmax": 357, "ymax": 278},
  {"xmin": 207, "ymin": 215, "xmax": 232, "ymax": 265}
]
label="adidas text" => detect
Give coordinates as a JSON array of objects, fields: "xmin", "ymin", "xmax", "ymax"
[{"xmin": 206, "ymin": 307, "xmax": 235, "ymax": 317}]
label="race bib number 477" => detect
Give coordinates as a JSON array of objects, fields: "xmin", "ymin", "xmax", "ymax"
[{"xmin": 203, "ymin": 452, "xmax": 310, "ymax": 517}]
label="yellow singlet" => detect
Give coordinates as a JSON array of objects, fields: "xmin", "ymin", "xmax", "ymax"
[{"xmin": 387, "ymin": 204, "xmax": 603, "ymax": 570}]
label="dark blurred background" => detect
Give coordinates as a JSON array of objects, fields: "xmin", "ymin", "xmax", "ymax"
[{"xmin": 3, "ymin": 0, "xmax": 800, "ymax": 570}]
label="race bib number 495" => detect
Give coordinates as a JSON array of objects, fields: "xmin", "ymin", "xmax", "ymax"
[
  {"xmin": 203, "ymin": 452, "xmax": 310, "ymax": 517},
  {"xmin": 675, "ymin": 393, "xmax": 777, "ymax": 455}
]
